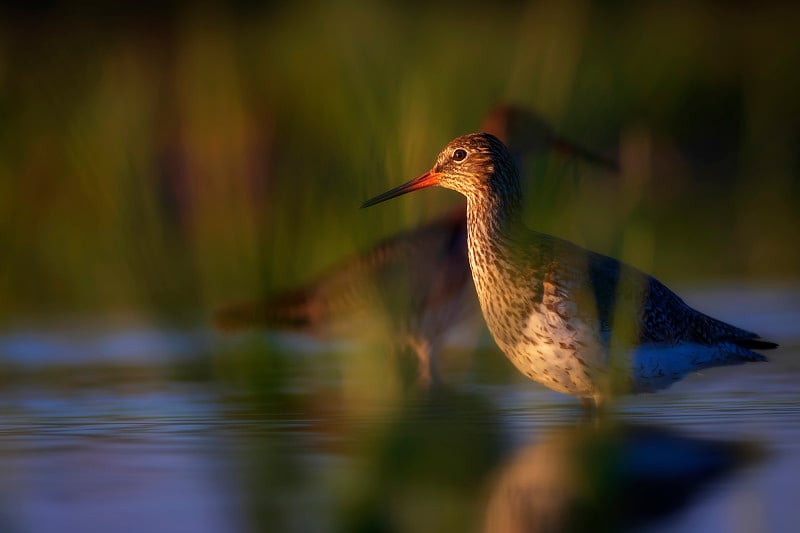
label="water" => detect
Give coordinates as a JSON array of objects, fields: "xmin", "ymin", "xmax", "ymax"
[{"xmin": 0, "ymin": 286, "xmax": 798, "ymax": 533}]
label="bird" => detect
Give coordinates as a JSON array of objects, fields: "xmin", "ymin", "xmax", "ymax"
[
  {"xmin": 215, "ymin": 106, "xmax": 617, "ymax": 385},
  {"xmin": 361, "ymin": 132, "xmax": 777, "ymax": 406}
]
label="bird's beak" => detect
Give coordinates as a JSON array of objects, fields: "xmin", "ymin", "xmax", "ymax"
[
  {"xmin": 551, "ymin": 136, "xmax": 620, "ymax": 172},
  {"xmin": 361, "ymin": 170, "xmax": 443, "ymax": 208}
]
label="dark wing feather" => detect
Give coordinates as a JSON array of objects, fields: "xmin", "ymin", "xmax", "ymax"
[{"xmin": 583, "ymin": 249, "xmax": 777, "ymax": 350}]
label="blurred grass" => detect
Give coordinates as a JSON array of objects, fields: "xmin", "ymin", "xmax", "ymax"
[{"xmin": 0, "ymin": 1, "xmax": 798, "ymax": 325}]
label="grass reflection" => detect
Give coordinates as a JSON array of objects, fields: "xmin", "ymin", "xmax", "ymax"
[{"xmin": 335, "ymin": 387, "xmax": 505, "ymax": 533}]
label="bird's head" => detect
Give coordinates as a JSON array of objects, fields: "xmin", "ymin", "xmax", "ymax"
[{"xmin": 361, "ymin": 133, "xmax": 517, "ymax": 208}]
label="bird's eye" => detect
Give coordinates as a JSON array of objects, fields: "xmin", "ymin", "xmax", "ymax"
[{"xmin": 453, "ymin": 149, "xmax": 468, "ymax": 162}]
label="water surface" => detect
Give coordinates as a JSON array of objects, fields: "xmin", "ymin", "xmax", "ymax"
[{"xmin": 0, "ymin": 286, "xmax": 798, "ymax": 532}]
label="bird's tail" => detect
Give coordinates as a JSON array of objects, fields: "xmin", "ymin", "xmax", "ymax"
[
  {"xmin": 214, "ymin": 287, "xmax": 317, "ymax": 332},
  {"xmin": 694, "ymin": 313, "xmax": 778, "ymax": 362},
  {"xmin": 713, "ymin": 337, "xmax": 776, "ymax": 365},
  {"xmin": 726, "ymin": 337, "xmax": 779, "ymax": 351},
  {"xmin": 714, "ymin": 342, "xmax": 769, "ymax": 365}
]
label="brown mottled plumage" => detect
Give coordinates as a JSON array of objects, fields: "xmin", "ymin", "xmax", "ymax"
[
  {"xmin": 362, "ymin": 133, "xmax": 777, "ymax": 405},
  {"xmin": 216, "ymin": 107, "xmax": 616, "ymax": 384}
]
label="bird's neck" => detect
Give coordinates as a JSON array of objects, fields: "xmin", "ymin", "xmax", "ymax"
[
  {"xmin": 465, "ymin": 179, "xmax": 525, "ymax": 250},
  {"xmin": 465, "ymin": 177, "xmax": 529, "ymax": 290},
  {"xmin": 464, "ymin": 180, "xmax": 531, "ymax": 349}
]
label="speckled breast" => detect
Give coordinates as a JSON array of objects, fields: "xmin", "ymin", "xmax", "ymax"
[{"xmin": 474, "ymin": 273, "xmax": 608, "ymax": 397}]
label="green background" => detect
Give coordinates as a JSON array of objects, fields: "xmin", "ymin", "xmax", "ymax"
[{"xmin": 1, "ymin": 1, "xmax": 797, "ymax": 324}]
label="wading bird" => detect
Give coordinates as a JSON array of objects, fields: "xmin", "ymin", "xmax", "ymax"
[
  {"xmin": 216, "ymin": 107, "xmax": 617, "ymax": 385},
  {"xmin": 361, "ymin": 133, "xmax": 776, "ymax": 406}
]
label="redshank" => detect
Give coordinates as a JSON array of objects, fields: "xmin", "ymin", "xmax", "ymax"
[
  {"xmin": 362, "ymin": 133, "xmax": 776, "ymax": 405},
  {"xmin": 216, "ymin": 107, "xmax": 617, "ymax": 385}
]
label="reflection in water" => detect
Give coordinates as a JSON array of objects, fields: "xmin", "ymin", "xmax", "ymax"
[
  {"xmin": 0, "ymin": 385, "xmax": 245, "ymax": 533},
  {"xmin": 484, "ymin": 421, "xmax": 760, "ymax": 533},
  {"xmin": 336, "ymin": 387, "xmax": 506, "ymax": 533}
]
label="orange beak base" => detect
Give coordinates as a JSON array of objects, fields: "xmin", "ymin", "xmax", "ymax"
[{"xmin": 361, "ymin": 170, "xmax": 443, "ymax": 208}]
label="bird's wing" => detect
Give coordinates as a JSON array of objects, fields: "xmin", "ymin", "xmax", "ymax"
[
  {"xmin": 312, "ymin": 208, "xmax": 468, "ymax": 323},
  {"xmin": 582, "ymin": 249, "xmax": 775, "ymax": 349},
  {"xmin": 215, "ymin": 207, "xmax": 469, "ymax": 333}
]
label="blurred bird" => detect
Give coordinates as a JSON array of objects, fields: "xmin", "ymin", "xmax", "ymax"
[
  {"xmin": 362, "ymin": 133, "xmax": 776, "ymax": 405},
  {"xmin": 216, "ymin": 105, "xmax": 617, "ymax": 384}
]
